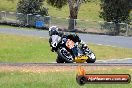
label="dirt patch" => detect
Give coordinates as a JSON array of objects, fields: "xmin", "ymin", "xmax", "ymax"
[{"xmin": 0, "ymin": 65, "xmax": 131, "ymax": 73}]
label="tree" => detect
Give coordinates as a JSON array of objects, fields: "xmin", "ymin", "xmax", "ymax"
[
  {"xmin": 47, "ymin": 0, "xmax": 85, "ymax": 30},
  {"xmin": 17, "ymin": 0, "xmax": 48, "ymax": 26},
  {"xmin": 100, "ymin": 0, "xmax": 131, "ymax": 35},
  {"xmin": 17, "ymin": 0, "xmax": 48, "ymax": 16}
]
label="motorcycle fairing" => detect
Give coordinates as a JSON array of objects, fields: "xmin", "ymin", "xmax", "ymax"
[{"xmin": 74, "ymin": 55, "xmax": 88, "ymax": 63}]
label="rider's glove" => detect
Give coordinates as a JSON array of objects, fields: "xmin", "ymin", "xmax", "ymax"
[{"xmin": 80, "ymin": 40, "xmax": 87, "ymax": 48}]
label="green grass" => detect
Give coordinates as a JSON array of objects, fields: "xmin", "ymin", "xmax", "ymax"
[
  {"xmin": 89, "ymin": 44, "xmax": 132, "ymax": 60},
  {"xmin": 0, "ymin": 25, "xmax": 16, "ymax": 28},
  {"xmin": 0, "ymin": 34, "xmax": 56, "ymax": 62},
  {"xmin": 0, "ymin": 0, "xmax": 17, "ymax": 12},
  {"xmin": 0, "ymin": 25, "xmax": 38, "ymax": 30},
  {"xmin": 0, "ymin": 34, "xmax": 132, "ymax": 62},
  {"xmin": 0, "ymin": 0, "xmax": 101, "ymax": 21},
  {"xmin": 0, "ymin": 68, "xmax": 131, "ymax": 88}
]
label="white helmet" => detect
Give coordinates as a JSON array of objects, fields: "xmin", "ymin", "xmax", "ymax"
[{"xmin": 49, "ymin": 26, "xmax": 59, "ymax": 36}]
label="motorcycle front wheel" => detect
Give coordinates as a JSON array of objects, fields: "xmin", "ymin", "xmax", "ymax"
[
  {"xmin": 86, "ymin": 52, "xmax": 96, "ymax": 63},
  {"xmin": 85, "ymin": 48, "xmax": 96, "ymax": 63}
]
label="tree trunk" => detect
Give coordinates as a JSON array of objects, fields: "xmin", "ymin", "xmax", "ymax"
[
  {"xmin": 115, "ymin": 23, "xmax": 120, "ymax": 35},
  {"xmin": 68, "ymin": 0, "xmax": 82, "ymax": 30},
  {"xmin": 68, "ymin": 9, "xmax": 77, "ymax": 30},
  {"xmin": 68, "ymin": 19, "xmax": 75, "ymax": 30}
]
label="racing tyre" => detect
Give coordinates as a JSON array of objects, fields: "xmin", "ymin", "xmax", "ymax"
[
  {"xmin": 56, "ymin": 55, "xmax": 64, "ymax": 63},
  {"xmin": 57, "ymin": 48, "xmax": 74, "ymax": 63},
  {"xmin": 86, "ymin": 53, "xmax": 96, "ymax": 63}
]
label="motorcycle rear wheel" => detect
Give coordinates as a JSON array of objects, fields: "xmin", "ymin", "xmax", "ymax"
[
  {"xmin": 56, "ymin": 55, "xmax": 65, "ymax": 63},
  {"xmin": 57, "ymin": 48, "xmax": 74, "ymax": 63}
]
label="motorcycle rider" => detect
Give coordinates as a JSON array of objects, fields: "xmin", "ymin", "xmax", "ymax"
[
  {"xmin": 64, "ymin": 33, "xmax": 87, "ymax": 59},
  {"xmin": 49, "ymin": 26, "xmax": 64, "ymax": 52},
  {"xmin": 49, "ymin": 26, "xmax": 87, "ymax": 58}
]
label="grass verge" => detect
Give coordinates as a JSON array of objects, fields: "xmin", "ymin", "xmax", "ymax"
[
  {"xmin": 0, "ymin": 25, "xmax": 38, "ymax": 30},
  {"xmin": 0, "ymin": 34, "xmax": 56, "ymax": 62},
  {"xmin": 0, "ymin": 34, "xmax": 132, "ymax": 62},
  {"xmin": 0, "ymin": 68, "xmax": 131, "ymax": 88},
  {"xmin": 89, "ymin": 43, "xmax": 132, "ymax": 60}
]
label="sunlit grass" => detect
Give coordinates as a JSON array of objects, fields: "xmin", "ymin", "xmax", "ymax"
[
  {"xmin": 0, "ymin": 0, "xmax": 17, "ymax": 12},
  {"xmin": 89, "ymin": 43, "xmax": 132, "ymax": 60},
  {"xmin": 0, "ymin": 68, "xmax": 131, "ymax": 88},
  {"xmin": 0, "ymin": 34, "xmax": 56, "ymax": 62}
]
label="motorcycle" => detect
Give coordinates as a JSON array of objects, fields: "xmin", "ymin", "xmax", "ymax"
[{"xmin": 49, "ymin": 34, "xmax": 96, "ymax": 63}]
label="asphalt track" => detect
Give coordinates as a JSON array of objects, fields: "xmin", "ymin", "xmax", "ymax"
[
  {"xmin": 0, "ymin": 28, "xmax": 132, "ymax": 48},
  {"xmin": 0, "ymin": 28, "xmax": 132, "ymax": 63}
]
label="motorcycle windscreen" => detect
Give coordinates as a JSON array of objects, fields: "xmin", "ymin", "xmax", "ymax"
[{"xmin": 66, "ymin": 39, "xmax": 75, "ymax": 49}]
